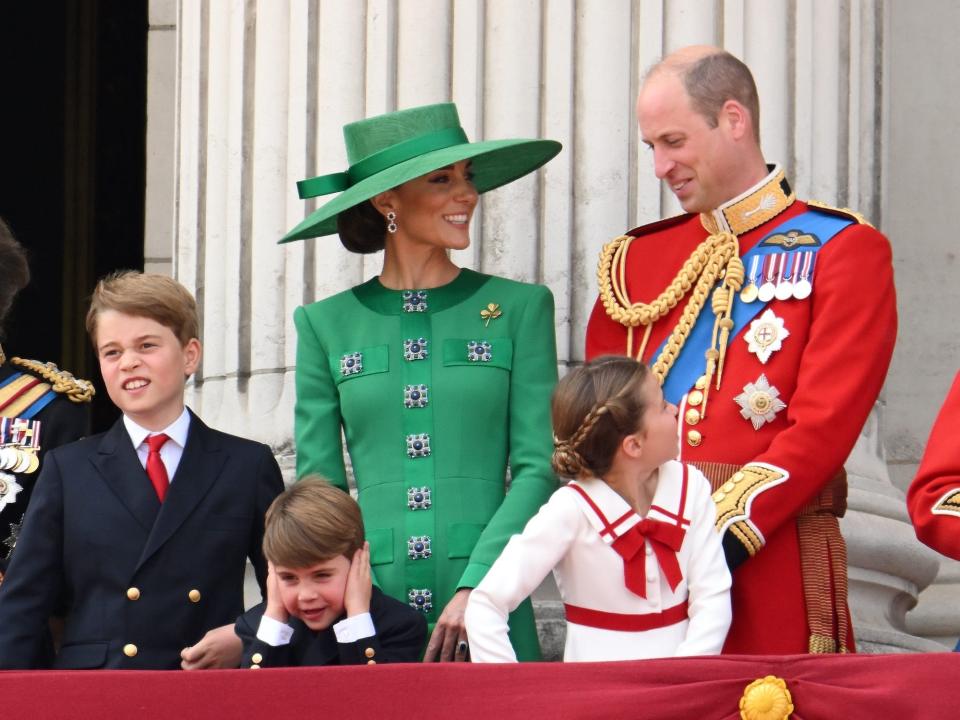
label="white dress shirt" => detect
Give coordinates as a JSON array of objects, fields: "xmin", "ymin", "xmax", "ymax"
[{"xmin": 123, "ymin": 407, "xmax": 191, "ymax": 484}]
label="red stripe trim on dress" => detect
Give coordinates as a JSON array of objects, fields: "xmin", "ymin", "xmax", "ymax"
[
  {"xmin": 650, "ymin": 464, "xmax": 691, "ymax": 527},
  {"xmin": 566, "ymin": 482, "xmax": 617, "ymax": 538},
  {"xmin": 563, "ymin": 600, "xmax": 689, "ymax": 632}
]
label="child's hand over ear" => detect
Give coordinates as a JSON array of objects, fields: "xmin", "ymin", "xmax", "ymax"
[
  {"xmin": 264, "ymin": 561, "xmax": 289, "ymax": 624},
  {"xmin": 344, "ymin": 541, "xmax": 372, "ymax": 617}
]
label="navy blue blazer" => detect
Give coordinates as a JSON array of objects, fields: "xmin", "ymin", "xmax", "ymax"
[
  {"xmin": 0, "ymin": 410, "xmax": 284, "ymax": 669},
  {"xmin": 236, "ymin": 586, "xmax": 426, "ymax": 667}
]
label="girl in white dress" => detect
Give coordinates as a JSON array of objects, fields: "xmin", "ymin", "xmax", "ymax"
[{"xmin": 465, "ymin": 356, "xmax": 731, "ymax": 662}]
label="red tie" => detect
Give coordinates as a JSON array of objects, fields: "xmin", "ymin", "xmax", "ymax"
[
  {"xmin": 145, "ymin": 434, "xmax": 170, "ymax": 502},
  {"xmin": 611, "ymin": 518, "xmax": 686, "ymax": 599}
]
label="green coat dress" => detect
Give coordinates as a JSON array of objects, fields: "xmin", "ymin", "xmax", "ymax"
[{"xmin": 294, "ymin": 269, "xmax": 557, "ymax": 660}]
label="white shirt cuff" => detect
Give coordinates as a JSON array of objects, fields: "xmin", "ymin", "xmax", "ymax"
[
  {"xmin": 256, "ymin": 613, "xmax": 295, "ymax": 646},
  {"xmin": 333, "ymin": 612, "xmax": 376, "ymax": 643}
]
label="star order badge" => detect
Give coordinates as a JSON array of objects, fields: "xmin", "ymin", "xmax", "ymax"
[
  {"xmin": 734, "ymin": 374, "xmax": 787, "ymax": 430},
  {"xmin": 0, "ymin": 471, "xmax": 23, "ymax": 513},
  {"xmin": 745, "ymin": 309, "xmax": 790, "ymax": 364}
]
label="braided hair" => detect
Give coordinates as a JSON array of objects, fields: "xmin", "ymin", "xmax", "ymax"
[{"xmin": 551, "ymin": 356, "xmax": 651, "ymax": 479}]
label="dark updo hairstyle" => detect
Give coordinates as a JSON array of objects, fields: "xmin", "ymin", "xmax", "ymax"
[
  {"xmin": 336, "ymin": 200, "xmax": 388, "ymax": 254},
  {"xmin": 0, "ymin": 217, "xmax": 31, "ymax": 337},
  {"xmin": 551, "ymin": 356, "xmax": 651, "ymax": 479}
]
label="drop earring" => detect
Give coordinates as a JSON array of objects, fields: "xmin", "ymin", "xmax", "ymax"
[{"xmin": 387, "ymin": 211, "xmax": 398, "ymax": 234}]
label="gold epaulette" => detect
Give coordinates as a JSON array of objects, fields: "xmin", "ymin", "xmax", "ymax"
[
  {"xmin": 10, "ymin": 357, "xmax": 95, "ymax": 403},
  {"xmin": 806, "ymin": 200, "xmax": 874, "ymax": 228}
]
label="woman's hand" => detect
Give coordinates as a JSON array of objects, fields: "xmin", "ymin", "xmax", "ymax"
[
  {"xmin": 422, "ymin": 588, "xmax": 472, "ymax": 662},
  {"xmin": 343, "ymin": 542, "xmax": 372, "ymax": 617}
]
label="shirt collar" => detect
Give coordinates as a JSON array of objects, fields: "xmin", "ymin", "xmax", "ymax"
[{"xmin": 123, "ymin": 407, "xmax": 191, "ymax": 450}]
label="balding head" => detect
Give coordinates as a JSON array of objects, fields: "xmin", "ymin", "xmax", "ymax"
[{"xmin": 646, "ymin": 46, "xmax": 761, "ymax": 144}]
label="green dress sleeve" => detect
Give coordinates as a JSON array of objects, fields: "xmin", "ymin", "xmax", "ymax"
[
  {"xmin": 293, "ymin": 304, "xmax": 348, "ymax": 490},
  {"xmin": 457, "ymin": 284, "xmax": 558, "ymax": 588}
]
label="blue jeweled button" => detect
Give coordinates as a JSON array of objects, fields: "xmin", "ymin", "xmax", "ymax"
[
  {"xmin": 407, "ymin": 486, "xmax": 432, "ymax": 510},
  {"xmin": 408, "ymin": 588, "xmax": 433, "ymax": 613},
  {"xmin": 406, "ymin": 433, "xmax": 431, "ymax": 458},
  {"xmin": 407, "ymin": 535, "xmax": 432, "ymax": 560},
  {"xmin": 404, "ymin": 384, "xmax": 429, "ymax": 408},
  {"xmin": 404, "ymin": 338, "xmax": 429, "ymax": 361},
  {"xmin": 339, "ymin": 351, "xmax": 363, "ymax": 376},
  {"xmin": 402, "ymin": 290, "xmax": 429, "ymax": 313},
  {"xmin": 467, "ymin": 340, "xmax": 492, "ymax": 362}
]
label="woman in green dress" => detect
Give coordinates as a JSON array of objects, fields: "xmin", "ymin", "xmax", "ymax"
[{"xmin": 282, "ymin": 103, "xmax": 560, "ymax": 661}]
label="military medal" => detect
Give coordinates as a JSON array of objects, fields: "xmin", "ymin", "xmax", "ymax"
[
  {"xmin": 793, "ymin": 251, "xmax": 815, "ymax": 299},
  {"xmin": 734, "ymin": 374, "xmax": 787, "ymax": 430},
  {"xmin": 745, "ymin": 309, "xmax": 790, "ymax": 364},
  {"xmin": 739, "ymin": 255, "xmax": 760, "ymax": 303},
  {"xmin": 757, "ymin": 255, "xmax": 777, "ymax": 302},
  {"xmin": 775, "ymin": 253, "xmax": 799, "ymax": 301}
]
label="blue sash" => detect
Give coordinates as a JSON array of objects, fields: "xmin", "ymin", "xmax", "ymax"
[{"xmin": 654, "ymin": 210, "xmax": 854, "ymax": 404}]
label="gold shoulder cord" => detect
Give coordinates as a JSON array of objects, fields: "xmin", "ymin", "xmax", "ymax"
[
  {"xmin": 597, "ymin": 230, "xmax": 744, "ymax": 418},
  {"xmin": 10, "ymin": 357, "xmax": 95, "ymax": 403}
]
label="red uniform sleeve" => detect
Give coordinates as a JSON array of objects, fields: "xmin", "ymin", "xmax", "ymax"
[{"xmin": 907, "ymin": 371, "xmax": 960, "ymax": 560}]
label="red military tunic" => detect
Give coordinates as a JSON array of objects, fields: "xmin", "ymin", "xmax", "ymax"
[
  {"xmin": 586, "ymin": 166, "xmax": 897, "ymax": 654},
  {"xmin": 907, "ymin": 370, "xmax": 960, "ymax": 560}
]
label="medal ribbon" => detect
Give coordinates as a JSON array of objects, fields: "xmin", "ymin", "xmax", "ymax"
[{"xmin": 653, "ymin": 210, "xmax": 854, "ymax": 405}]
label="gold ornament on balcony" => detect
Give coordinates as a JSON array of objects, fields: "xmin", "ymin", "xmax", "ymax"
[{"xmin": 739, "ymin": 675, "xmax": 794, "ymax": 720}]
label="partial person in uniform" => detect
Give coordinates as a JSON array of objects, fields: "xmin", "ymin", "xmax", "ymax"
[
  {"xmin": 586, "ymin": 46, "xmax": 897, "ymax": 654},
  {"xmin": 236, "ymin": 478, "xmax": 426, "ymax": 667},
  {"xmin": 283, "ymin": 103, "xmax": 561, "ymax": 661},
  {"xmin": 0, "ymin": 271, "xmax": 283, "ymax": 669},
  {"xmin": 0, "ymin": 217, "xmax": 92, "ymax": 585},
  {"xmin": 466, "ymin": 356, "xmax": 730, "ymax": 662},
  {"xmin": 907, "ymin": 371, "xmax": 960, "ymax": 561}
]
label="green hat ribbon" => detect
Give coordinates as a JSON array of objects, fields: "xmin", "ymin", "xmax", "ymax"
[{"xmin": 296, "ymin": 126, "xmax": 469, "ymax": 199}]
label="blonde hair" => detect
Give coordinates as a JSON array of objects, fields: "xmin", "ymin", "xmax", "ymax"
[
  {"xmin": 85, "ymin": 270, "xmax": 200, "ymax": 347},
  {"xmin": 263, "ymin": 477, "xmax": 365, "ymax": 568},
  {"xmin": 551, "ymin": 356, "xmax": 651, "ymax": 478}
]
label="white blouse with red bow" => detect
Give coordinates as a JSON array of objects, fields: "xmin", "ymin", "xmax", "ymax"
[{"xmin": 465, "ymin": 460, "xmax": 732, "ymax": 662}]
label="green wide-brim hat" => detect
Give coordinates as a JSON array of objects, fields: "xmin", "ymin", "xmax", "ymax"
[{"xmin": 280, "ymin": 103, "xmax": 562, "ymax": 242}]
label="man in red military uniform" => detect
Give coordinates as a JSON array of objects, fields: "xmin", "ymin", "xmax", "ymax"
[
  {"xmin": 586, "ymin": 46, "xmax": 897, "ymax": 654},
  {"xmin": 907, "ymin": 371, "xmax": 960, "ymax": 562}
]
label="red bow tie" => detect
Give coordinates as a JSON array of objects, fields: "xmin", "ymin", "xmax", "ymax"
[{"xmin": 611, "ymin": 518, "xmax": 685, "ymax": 599}]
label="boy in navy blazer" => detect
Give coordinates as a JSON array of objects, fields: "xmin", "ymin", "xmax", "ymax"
[
  {"xmin": 236, "ymin": 478, "xmax": 426, "ymax": 667},
  {"xmin": 0, "ymin": 271, "xmax": 284, "ymax": 669}
]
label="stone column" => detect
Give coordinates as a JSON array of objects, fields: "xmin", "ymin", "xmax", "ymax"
[{"xmin": 154, "ymin": 0, "xmax": 946, "ymax": 652}]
